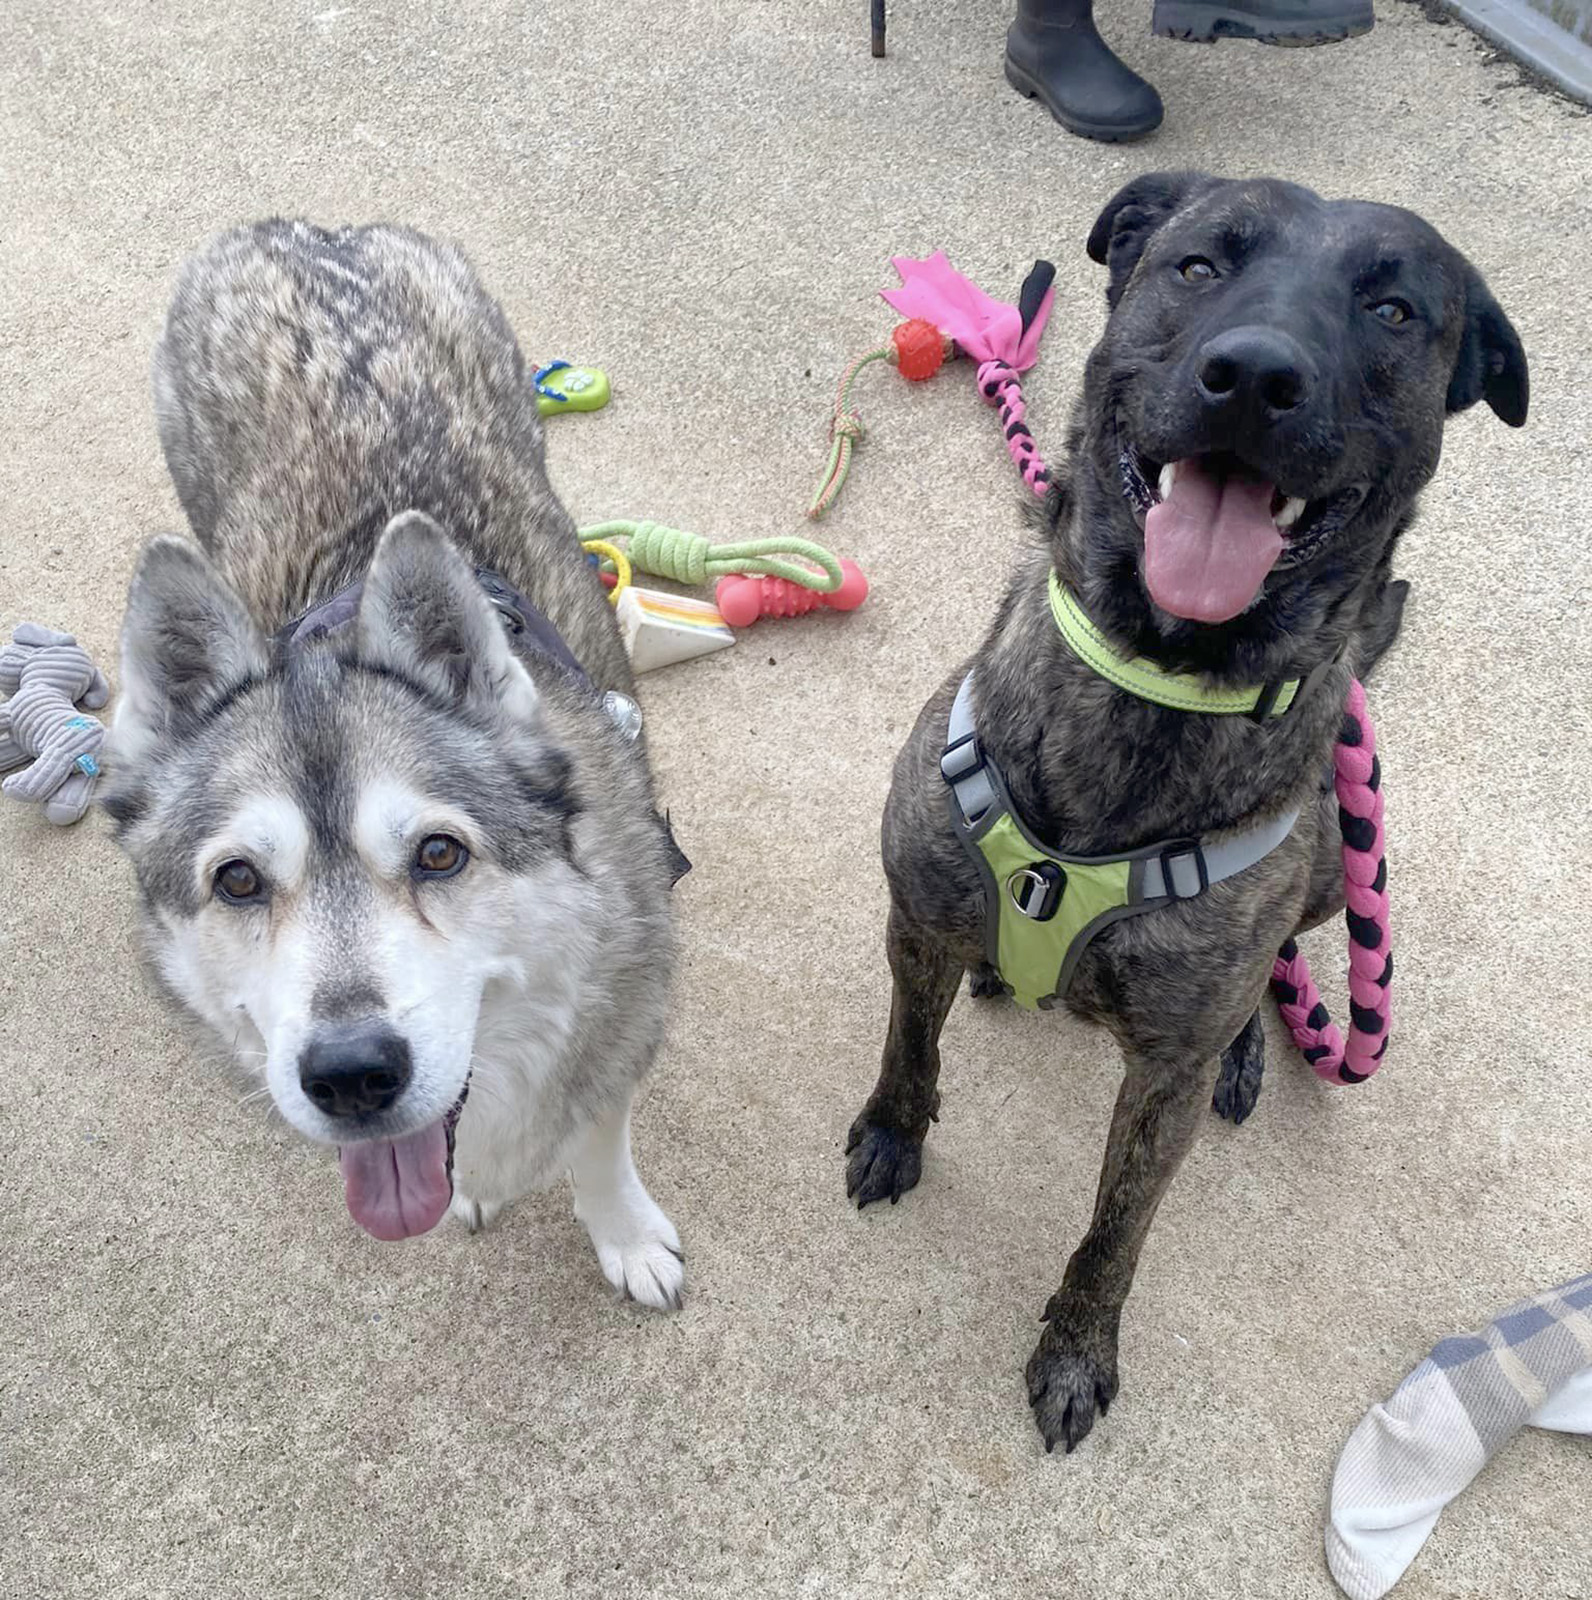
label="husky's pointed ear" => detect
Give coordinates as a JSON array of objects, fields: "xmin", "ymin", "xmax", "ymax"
[
  {"xmin": 1087, "ymin": 171, "xmax": 1220, "ymax": 311},
  {"xmin": 358, "ymin": 512, "xmax": 539, "ymax": 720},
  {"xmin": 115, "ymin": 535, "xmax": 269, "ymax": 763},
  {"xmin": 1446, "ymin": 262, "xmax": 1528, "ymax": 427}
]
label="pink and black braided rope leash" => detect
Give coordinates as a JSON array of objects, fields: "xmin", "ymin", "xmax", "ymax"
[{"xmin": 1271, "ymin": 677, "xmax": 1392, "ymax": 1082}]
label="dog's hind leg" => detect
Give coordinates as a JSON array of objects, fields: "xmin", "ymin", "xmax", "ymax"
[
  {"xmin": 1026, "ymin": 1046, "xmax": 1221, "ymax": 1454},
  {"xmin": 1212, "ymin": 1009, "xmax": 1265, "ymax": 1124},
  {"xmin": 845, "ymin": 908, "xmax": 963, "ymax": 1208},
  {"xmin": 569, "ymin": 1101, "xmax": 684, "ymax": 1312}
]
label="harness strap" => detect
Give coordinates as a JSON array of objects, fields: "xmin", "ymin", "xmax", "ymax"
[
  {"xmin": 943, "ymin": 672, "xmax": 1298, "ymax": 1006},
  {"xmin": 946, "ymin": 675, "xmax": 1296, "ymax": 899},
  {"xmin": 275, "ymin": 565, "xmax": 593, "ymax": 687},
  {"xmin": 273, "ymin": 565, "xmax": 691, "ymax": 887}
]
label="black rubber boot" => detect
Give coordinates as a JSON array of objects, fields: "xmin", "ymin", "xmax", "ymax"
[
  {"xmin": 1151, "ymin": 0, "xmax": 1373, "ymax": 44},
  {"xmin": 1005, "ymin": 0, "xmax": 1164, "ymax": 143}
]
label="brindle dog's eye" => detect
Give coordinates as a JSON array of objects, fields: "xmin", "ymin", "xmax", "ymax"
[
  {"xmin": 1371, "ymin": 299, "xmax": 1412, "ymax": 325},
  {"xmin": 414, "ymin": 834, "xmax": 468, "ymax": 879},
  {"xmin": 214, "ymin": 859, "xmax": 264, "ymax": 903},
  {"xmin": 1179, "ymin": 257, "xmax": 1219, "ymax": 282}
]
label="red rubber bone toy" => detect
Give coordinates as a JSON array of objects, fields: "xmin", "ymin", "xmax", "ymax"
[{"xmin": 715, "ymin": 560, "xmax": 869, "ymax": 627}]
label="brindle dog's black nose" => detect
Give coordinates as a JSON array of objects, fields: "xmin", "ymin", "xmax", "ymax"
[
  {"xmin": 299, "ymin": 1024, "xmax": 412, "ymax": 1118},
  {"xmin": 1196, "ymin": 326, "xmax": 1314, "ymax": 422}
]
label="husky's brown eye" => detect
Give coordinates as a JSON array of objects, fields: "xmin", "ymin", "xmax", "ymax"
[
  {"xmin": 1179, "ymin": 257, "xmax": 1219, "ymax": 282},
  {"xmin": 1370, "ymin": 298, "xmax": 1411, "ymax": 325},
  {"xmin": 414, "ymin": 834, "xmax": 468, "ymax": 878},
  {"xmin": 214, "ymin": 859, "xmax": 263, "ymax": 903}
]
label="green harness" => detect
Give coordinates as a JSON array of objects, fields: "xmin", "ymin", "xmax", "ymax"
[{"xmin": 942, "ymin": 575, "xmax": 1316, "ymax": 1011}]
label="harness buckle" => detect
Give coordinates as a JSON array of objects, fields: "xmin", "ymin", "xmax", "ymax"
[
  {"xmin": 940, "ymin": 732, "xmax": 982, "ymax": 785},
  {"xmin": 1157, "ymin": 840, "xmax": 1209, "ymax": 900},
  {"xmin": 1007, "ymin": 861, "xmax": 1065, "ymax": 921}
]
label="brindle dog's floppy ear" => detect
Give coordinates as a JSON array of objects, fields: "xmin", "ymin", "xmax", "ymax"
[
  {"xmin": 115, "ymin": 536, "xmax": 270, "ymax": 764},
  {"xmin": 358, "ymin": 510, "xmax": 541, "ymax": 721},
  {"xmin": 1086, "ymin": 171, "xmax": 1220, "ymax": 311},
  {"xmin": 1446, "ymin": 263, "xmax": 1528, "ymax": 427}
]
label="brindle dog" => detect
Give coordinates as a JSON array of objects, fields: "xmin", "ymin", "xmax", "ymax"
[{"xmin": 845, "ymin": 172, "xmax": 1527, "ymax": 1454}]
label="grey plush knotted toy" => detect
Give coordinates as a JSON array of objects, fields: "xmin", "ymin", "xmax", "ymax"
[{"xmin": 0, "ymin": 622, "xmax": 111, "ymax": 825}]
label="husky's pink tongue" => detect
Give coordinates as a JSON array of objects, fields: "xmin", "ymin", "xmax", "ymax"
[
  {"xmin": 1144, "ymin": 459, "xmax": 1284, "ymax": 623},
  {"xmin": 339, "ymin": 1121, "xmax": 453, "ymax": 1241}
]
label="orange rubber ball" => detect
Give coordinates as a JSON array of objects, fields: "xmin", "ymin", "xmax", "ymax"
[{"xmin": 892, "ymin": 318, "xmax": 946, "ymax": 382}]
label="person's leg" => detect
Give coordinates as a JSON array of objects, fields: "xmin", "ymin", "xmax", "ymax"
[
  {"xmin": 1151, "ymin": 0, "xmax": 1372, "ymax": 45},
  {"xmin": 1005, "ymin": 0, "xmax": 1164, "ymax": 143}
]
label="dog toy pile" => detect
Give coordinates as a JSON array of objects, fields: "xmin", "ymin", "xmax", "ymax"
[
  {"xmin": 1327, "ymin": 1270, "xmax": 1592, "ymax": 1597},
  {"xmin": 539, "ymin": 366, "xmax": 872, "ymax": 671},
  {"xmin": 808, "ymin": 252, "xmax": 1057, "ymax": 517},
  {"xmin": 579, "ymin": 520, "xmax": 869, "ymax": 672},
  {"xmin": 0, "ymin": 622, "xmax": 111, "ymax": 826}
]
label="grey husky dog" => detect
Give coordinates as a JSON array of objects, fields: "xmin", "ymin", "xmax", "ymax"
[
  {"xmin": 845, "ymin": 173, "xmax": 1527, "ymax": 1450},
  {"xmin": 104, "ymin": 221, "xmax": 687, "ymax": 1309}
]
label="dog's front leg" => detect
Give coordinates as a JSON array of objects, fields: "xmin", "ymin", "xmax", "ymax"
[
  {"xmin": 568, "ymin": 1100, "xmax": 684, "ymax": 1312},
  {"xmin": 1026, "ymin": 1047, "xmax": 1219, "ymax": 1454},
  {"xmin": 845, "ymin": 908, "xmax": 964, "ymax": 1207}
]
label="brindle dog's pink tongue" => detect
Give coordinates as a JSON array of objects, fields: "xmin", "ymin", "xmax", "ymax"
[
  {"xmin": 1144, "ymin": 460, "xmax": 1284, "ymax": 623},
  {"xmin": 339, "ymin": 1121, "xmax": 452, "ymax": 1241}
]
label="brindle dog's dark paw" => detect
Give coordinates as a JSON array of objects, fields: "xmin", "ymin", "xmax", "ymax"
[
  {"xmin": 1213, "ymin": 1010, "xmax": 1265, "ymax": 1125},
  {"xmin": 844, "ymin": 1118, "xmax": 924, "ymax": 1208},
  {"xmin": 968, "ymin": 963, "xmax": 1006, "ymax": 1001},
  {"xmin": 1025, "ymin": 1302, "xmax": 1121, "ymax": 1455}
]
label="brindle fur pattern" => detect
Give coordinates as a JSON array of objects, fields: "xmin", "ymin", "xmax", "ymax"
[{"xmin": 846, "ymin": 173, "xmax": 1528, "ymax": 1454}]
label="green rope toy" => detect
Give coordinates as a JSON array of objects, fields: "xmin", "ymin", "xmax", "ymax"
[
  {"xmin": 579, "ymin": 521, "xmax": 846, "ymax": 591},
  {"xmin": 578, "ymin": 521, "xmax": 869, "ymax": 626}
]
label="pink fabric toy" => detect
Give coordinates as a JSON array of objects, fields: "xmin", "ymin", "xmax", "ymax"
[
  {"xmin": 882, "ymin": 252, "xmax": 1058, "ymax": 498},
  {"xmin": 808, "ymin": 253, "xmax": 1059, "ymax": 519},
  {"xmin": 880, "ymin": 250, "xmax": 1055, "ymax": 372}
]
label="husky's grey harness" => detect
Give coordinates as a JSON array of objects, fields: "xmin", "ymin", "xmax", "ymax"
[
  {"xmin": 277, "ymin": 566, "xmax": 688, "ymax": 883},
  {"xmin": 277, "ymin": 566, "xmax": 588, "ymax": 676}
]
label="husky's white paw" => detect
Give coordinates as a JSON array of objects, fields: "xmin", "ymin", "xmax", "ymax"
[
  {"xmin": 448, "ymin": 1190, "xmax": 503, "ymax": 1234},
  {"xmin": 576, "ymin": 1189, "xmax": 685, "ymax": 1312}
]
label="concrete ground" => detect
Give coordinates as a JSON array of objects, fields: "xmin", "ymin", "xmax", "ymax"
[{"xmin": 2, "ymin": 2, "xmax": 1589, "ymax": 1596}]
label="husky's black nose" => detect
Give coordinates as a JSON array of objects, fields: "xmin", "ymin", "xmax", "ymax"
[
  {"xmin": 1195, "ymin": 326, "xmax": 1314, "ymax": 423},
  {"xmin": 299, "ymin": 1024, "xmax": 413, "ymax": 1119}
]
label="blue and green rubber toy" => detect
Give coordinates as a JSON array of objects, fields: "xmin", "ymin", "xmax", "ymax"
[{"xmin": 535, "ymin": 360, "xmax": 611, "ymax": 417}]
